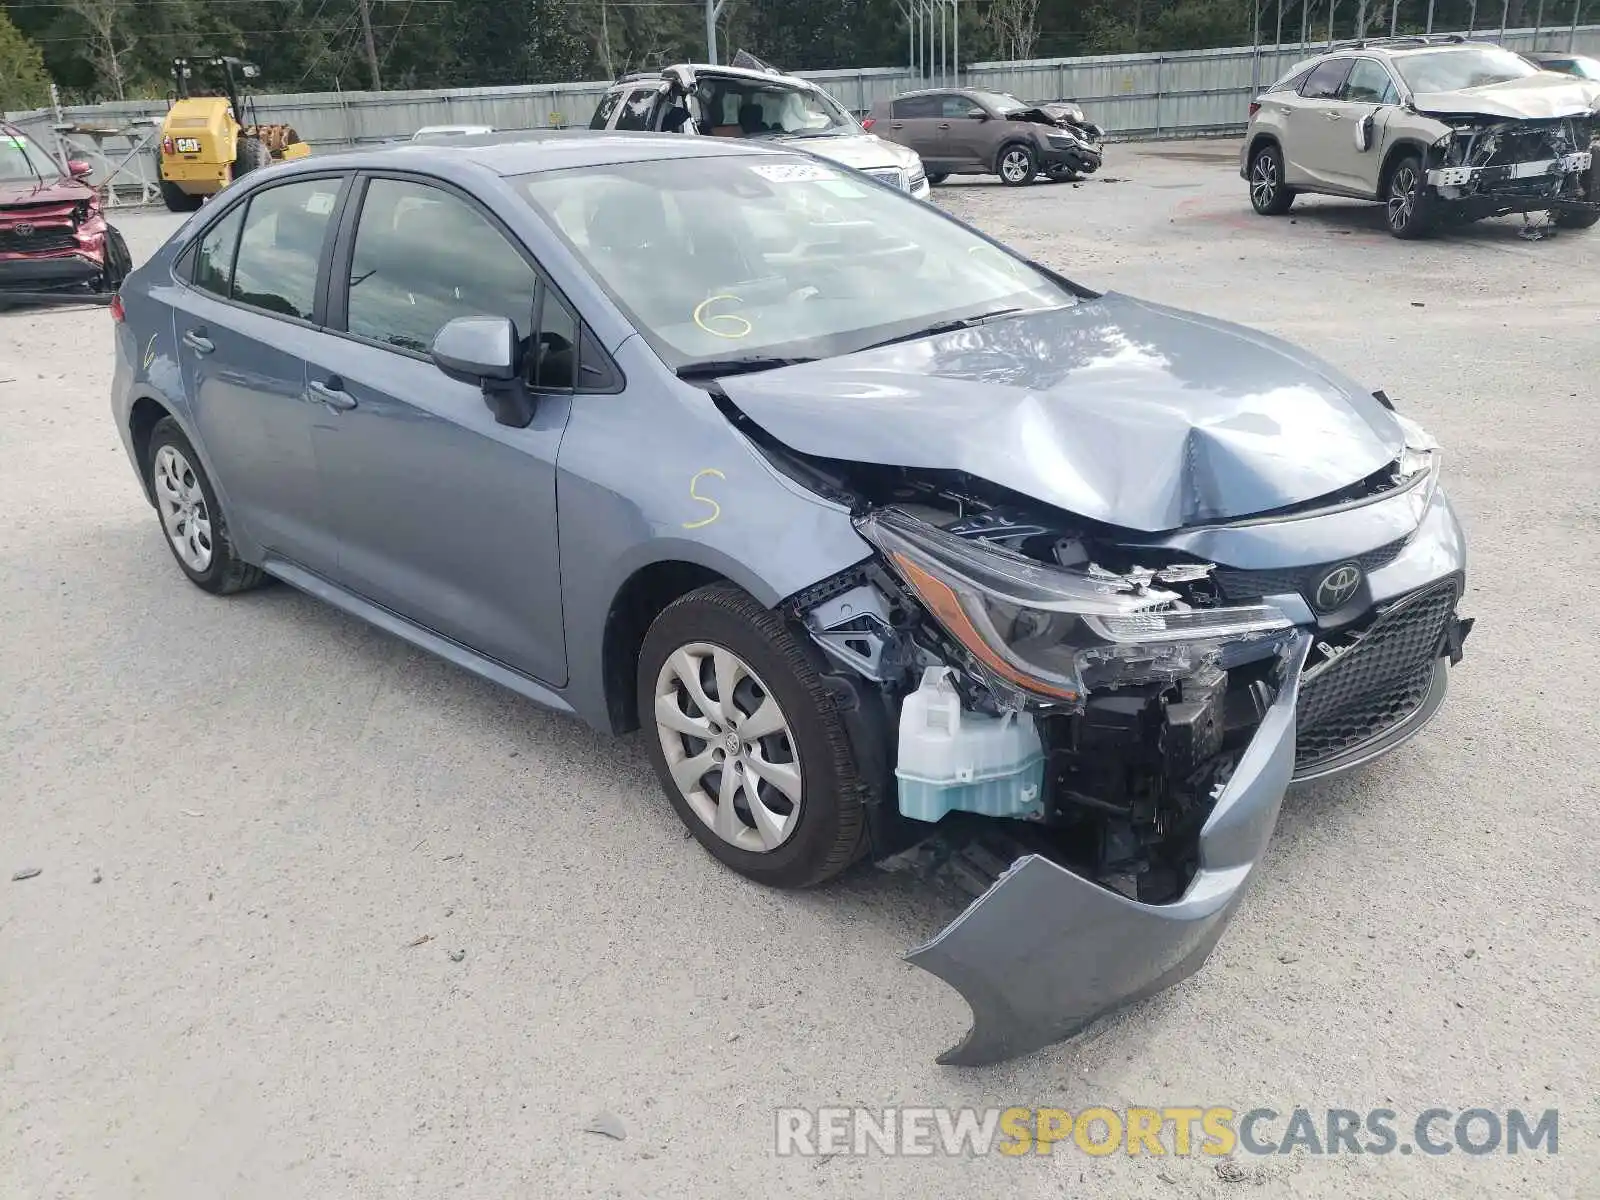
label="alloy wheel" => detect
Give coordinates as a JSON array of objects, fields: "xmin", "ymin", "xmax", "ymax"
[
  {"xmin": 653, "ymin": 642, "xmax": 803, "ymax": 853},
  {"xmin": 1388, "ymin": 165, "xmax": 1417, "ymax": 230},
  {"xmin": 1251, "ymin": 154, "xmax": 1278, "ymax": 209},
  {"xmin": 1001, "ymin": 149, "xmax": 1031, "ymax": 183},
  {"xmin": 153, "ymin": 444, "xmax": 213, "ymax": 572}
]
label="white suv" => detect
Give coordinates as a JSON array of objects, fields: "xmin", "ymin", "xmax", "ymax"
[
  {"xmin": 1242, "ymin": 36, "xmax": 1599, "ymax": 237},
  {"xmin": 589, "ymin": 63, "xmax": 930, "ymax": 199}
]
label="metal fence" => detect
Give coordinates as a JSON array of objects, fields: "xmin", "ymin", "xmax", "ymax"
[{"xmin": 9, "ymin": 25, "xmax": 1600, "ymax": 201}]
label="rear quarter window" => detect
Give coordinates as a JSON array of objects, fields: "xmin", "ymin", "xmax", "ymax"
[
  {"xmin": 591, "ymin": 90, "xmax": 622, "ymax": 130},
  {"xmin": 1300, "ymin": 58, "xmax": 1354, "ymax": 100}
]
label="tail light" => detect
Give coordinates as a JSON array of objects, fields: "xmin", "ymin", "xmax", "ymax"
[
  {"xmin": 861, "ymin": 117, "xmax": 876, "ymax": 131},
  {"xmin": 1248, "ymin": 101, "xmax": 1261, "ymax": 119},
  {"xmin": 108, "ymin": 293, "xmax": 125, "ymax": 322},
  {"xmin": 162, "ymin": 136, "xmax": 175, "ymax": 155}
]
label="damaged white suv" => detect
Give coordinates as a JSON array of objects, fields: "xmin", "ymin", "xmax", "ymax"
[{"xmin": 1243, "ymin": 35, "xmax": 1600, "ymax": 236}]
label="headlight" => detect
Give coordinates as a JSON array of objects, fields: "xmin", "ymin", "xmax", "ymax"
[
  {"xmin": 1392, "ymin": 412, "xmax": 1440, "ymax": 485},
  {"xmin": 856, "ymin": 509, "xmax": 1294, "ymax": 704}
]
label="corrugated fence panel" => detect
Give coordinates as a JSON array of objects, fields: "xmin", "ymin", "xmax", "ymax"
[{"xmin": 10, "ymin": 27, "xmax": 1600, "ymax": 196}]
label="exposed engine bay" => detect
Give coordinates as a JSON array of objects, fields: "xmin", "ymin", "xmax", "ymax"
[
  {"xmin": 1428, "ymin": 112, "xmax": 1596, "ymax": 215},
  {"xmin": 781, "ymin": 463, "xmax": 1299, "ymax": 908}
]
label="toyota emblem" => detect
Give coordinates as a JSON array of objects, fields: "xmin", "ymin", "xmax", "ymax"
[
  {"xmin": 14, "ymin": 223, "xmax": 34, "ymax": 237},
  {"xmin": 1313, "ymin": 563, "xmax": 1363, "ymax": 612}
]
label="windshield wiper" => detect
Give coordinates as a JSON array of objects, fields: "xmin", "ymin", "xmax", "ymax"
[
  {"xmin": 676, "ymin": 355, "xmax": 816, "ymax": 380},
  {"xmin": 852, "ymin": 307, "xmax": 1029, "ymax": 353}
]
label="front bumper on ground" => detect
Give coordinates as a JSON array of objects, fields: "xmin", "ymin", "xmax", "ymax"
[
  {"xmin": 1041, "ymin": 139, "xmax": 1102, "ymax": 174},
  {"xmin": 906, "ymin": 636, "xmax": 1310, "ymax": 1067}
]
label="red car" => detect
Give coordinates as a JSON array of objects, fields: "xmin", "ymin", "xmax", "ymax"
[{"xmin": 1, "ymin": 122, "xmax": 131, "ymax": 302}]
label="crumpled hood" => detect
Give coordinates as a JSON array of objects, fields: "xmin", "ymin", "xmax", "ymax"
[
  {"xmin": 1412, "ymin": 71, "xmax": 1600, "ymax": 120},
  {"xmin": 0, "ymin": 176, "xmax": 90, "ymax": 207},
  {"xmin": 715, "ymin": 293, "xmax": 1405, "ymax": 533},
  {"xmin": 785, "ymin": 132, "xmax": 921, "ymax": 174}
]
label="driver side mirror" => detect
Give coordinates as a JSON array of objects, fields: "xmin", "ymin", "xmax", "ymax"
[
  {"xmin": 67, "ymin": 159, "xmax": 93, "ymax": 179},
  {"xmin": 431, "ymin": 315, "xmax": 533, "ymax": 427},
  {"xmin": 966, "ymin": 108, "xmax": 988, "ymax": 120}
]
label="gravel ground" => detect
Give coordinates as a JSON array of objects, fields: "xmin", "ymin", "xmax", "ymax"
[{"xmin": 3, "ymin": 140, "xmax": 1596, "ymax": 1199}]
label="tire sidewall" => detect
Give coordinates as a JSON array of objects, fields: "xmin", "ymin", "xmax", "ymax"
[
  {"xmin": 998, "ymin": 142, "xmax": 1037, "ymax": 186},
  {"xmin": 637, "ymin": 590, "xmax": 859, "ymax": 888},
  {"xmin": 1250, "ymin": 144, "xmax": 1289, "ymax": 214},
  {"xmin": 147, "ymin": 419, "xmax": 234, "ymax": 593},
  {"xmin": 1386, "ymin": 154, "xmax": 1430, "ymax": 238}
]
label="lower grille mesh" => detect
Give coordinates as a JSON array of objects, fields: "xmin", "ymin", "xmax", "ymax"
[{"xmin": 1296, "ymin": 579, "xmax": 1458, "ymax": 769}]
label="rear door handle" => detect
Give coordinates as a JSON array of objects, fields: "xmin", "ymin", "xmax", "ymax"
[
  {"xmin": 307, "ymin": 378, "xmax": 357, "ymax": 411},
  {"xmin": 938, "ymin": 122, "xmax": 952, "ymax": 129},
  {"xmin": 182, "ymin": 329, "xmax": 213, "ymax": 354},
  {"xmin": 890, "ymin": 122, "xmax": 904, "ymax": 129},
  {"xmin": 1324, "ymin": 110, "xmax": 1344, "ymax": 121}
]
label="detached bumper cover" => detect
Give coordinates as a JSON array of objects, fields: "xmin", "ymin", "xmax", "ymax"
[
  {"xmin": 1041, "ymin": 140, "xmax": 1103, "ymax": 173},
  {"xmin": 907, "ymin": 636, "xmax": 1309, "ymax": 1067}
]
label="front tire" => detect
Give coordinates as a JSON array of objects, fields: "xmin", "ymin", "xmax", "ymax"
[
  {"xmin": 1248, "ymin": 142, "xmax": 1295, "ymax": 215},
  {"xmin": 158, "ymin": 178, "xmax": 203, "ymax": 213},
  {"xmin": 1385, "ymin": 154, "xmax": 1433, "ymax": 239},
  {"xmin": 997, "ymin": 142, "xmax": 1037, "ymax": 186},
  {"xmin": 925, "ymin": 171, "xmax": 949, "ymax": 186},
  {"xmin": 146, "ymin": 417, "xmax": 265, "ymax": 595},
  {"xmin": 638, "ymin": 583, "xmax": 867, "ymax": 889},
  {"xmin": 99, "ymin": 225, "xmax": 132, "ymax": 293}
]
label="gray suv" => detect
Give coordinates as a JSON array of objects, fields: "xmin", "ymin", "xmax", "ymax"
[
  {"xmin": 1243, "ymin": 36, "xmax": 1600, "ymax": 236},
  {"xmin": 866, "ymin": 88, "xmax": 1103, "ymax": 185}
]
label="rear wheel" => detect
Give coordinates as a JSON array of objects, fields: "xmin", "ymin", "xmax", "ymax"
[
  {"xmin": 638, "ymin": 583, "xmax": 867, "ymax": 889},
  {"xmin": 997, "ymin": 142, "xmax": 1037, "ymax": 186},
  {"xmin": 1248, "ymin": 142, "xmax": 1295, "ymax": 215},
  {"xmin": 1385, "ymin": 154, "xmax": 1433, "ymax": 239},
  {"xmin": 158, "ymin": 178, "xmax": 203, "ymax": 213},
  {"xmin": 233, "ymin": 137, "xmax": 273, "ymax": 180},
  {"xmin": 99, "ymin": 225, "xmax": 131, "ymax": 293},
  {"xmin": 146, "ymin": 417, "xmax": 265, "ymax": 595}
]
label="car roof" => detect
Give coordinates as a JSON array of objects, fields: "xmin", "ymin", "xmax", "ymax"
[
  {"xmin": 608, "ymin": 63, "xmax": 816, "ymax": 91},
  {"xmin": 276, "ymin": 129, "xmax": 795, "ymax": 178}
]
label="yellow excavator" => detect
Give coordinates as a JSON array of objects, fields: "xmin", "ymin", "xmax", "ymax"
[{"xmin": 156, "ymin": 56, "xmax": 311, "ymax": 212}]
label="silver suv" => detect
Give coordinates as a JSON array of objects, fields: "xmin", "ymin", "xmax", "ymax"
[{"xmin": 1242, "ymin": 36, "xmax": 1600, "ymax": 237}]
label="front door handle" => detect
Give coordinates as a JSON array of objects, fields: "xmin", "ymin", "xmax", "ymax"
[
  {"xmin": 1324, "ymin": 110, "xmax": 1344, "ymax": 121},
  {"xmin": 307, "ymin": 378, "xmax": 357, "ymax": 411},
  {"xmin": 182, "ymin": 329, "xmax": 213, "ymax": 354},
  {"xmin": 938, "ymin": 122, "xmax": 952, "ymax": 129}
]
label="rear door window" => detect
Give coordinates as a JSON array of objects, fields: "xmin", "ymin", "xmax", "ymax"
[
  {"xmin": 614, "ymin": 88, "xmax": 656, "ymax": 131},
  {"xmin": 1300, "ymin": 59, "xmax": 1354, "ymax": 100},
  {"xmin": 229, "ymin": 177, "xmax": 343, "ymax": 320},
  {"xmin": 893, "ymin": 95, "xmax": 941, "ymax": 119},
  {"xmin": 190, "ymin": 203, "xmax": 245, "ymax": 298}
]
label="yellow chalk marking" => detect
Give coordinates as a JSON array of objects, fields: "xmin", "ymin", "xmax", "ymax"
[
  {"xmin": 693, "ymin": 294, "xmax": 752, "ymax": 339},
  {"xmin": 682, "ymin": 468, "xmax": 726, "ymax": 529}
]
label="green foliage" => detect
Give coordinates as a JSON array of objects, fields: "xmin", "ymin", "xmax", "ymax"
[
  {"xmin": 0, "ymin": 0, "xmax": 1393, "ymax": 101},
  {"xmin": 0, "ymin": 7, "xmax": 52, "ymax": 110}
]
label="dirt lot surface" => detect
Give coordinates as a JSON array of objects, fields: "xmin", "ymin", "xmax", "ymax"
[{"xmin": 3, "ymin": 139, "xmax": 1597, "ymax": 1199}]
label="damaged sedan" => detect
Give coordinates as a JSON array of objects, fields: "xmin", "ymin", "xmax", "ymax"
[
  {"xmin": 1244, "ymin": 36, "xmax": 1600, "ymax": 236},
  {"xmin": 110, "ymin": 132, "xmax": 1470, "ymax": 1066}
]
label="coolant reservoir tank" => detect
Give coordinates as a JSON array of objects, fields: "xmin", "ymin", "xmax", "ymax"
[{"xmin": 895, "ymin": 667, "xmax": 1045, "ymax": 823}]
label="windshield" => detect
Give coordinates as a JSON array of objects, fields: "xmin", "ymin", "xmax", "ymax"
[
  {"xmin": 518, "ymin": 154, "xmax": 1073, "ymax": 370},
  {"xmin": 1395, "ymin": 47, "xmax": 1540, "ymax": 92},
  {"xmin": 0, "ymin": 130, "xmax": 60, "ymax": 184},
  {"xmin": 694, "ymin": 78, "xmax": 857, "ymax": 138}
]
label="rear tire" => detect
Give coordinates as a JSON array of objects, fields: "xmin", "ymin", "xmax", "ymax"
[
  {"xmin": 1384, "ymin": 154, "xmax": 1433, "ymax": 239},
  {"xmin": 99, "ymin": 225, "xmax": 132, "ymax": 293},
  {"xmin": 159, "ymin": 178, "xmax": 203, "ymax": 213},
  {"xmin": 1247, "ymin": 142, "xmax": 1295, "ymax": 215},
  {"xmin": 232, "ymin": 137, "xmax": 273, "ymax": 180},
  {"xmin": 638, "ymin": 583, "xmax": 867, "ymax": 889},
  {"xmin": 996, "ymin": 142, "xmax": 1037, "ymax": 186},
  {"xmin": 146, "ymin": 417, "xmax": 265, "ymax": 595}
]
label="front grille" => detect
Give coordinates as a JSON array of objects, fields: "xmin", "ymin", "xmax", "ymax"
[
  {"xmin": 1213, "ymin": 539, "xmax": 1408, "ymax": 605},
  {"xmin": 1295, "ymin": 579, "xmax": 1458, "ymax": 769},
  {"xmin": 0, "ymin": 226, "xmax": 77, "ymax": 253}
]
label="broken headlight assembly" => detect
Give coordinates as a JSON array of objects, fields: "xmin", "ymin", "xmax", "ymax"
[{"xmin": 855, "ymin": 508, "xmax": 1293, "ymax": 704}]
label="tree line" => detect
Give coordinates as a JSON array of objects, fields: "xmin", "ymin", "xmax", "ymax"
[{"xmin": 0, "ymin": 0, "xmax": 1568, "ymax": 111}]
